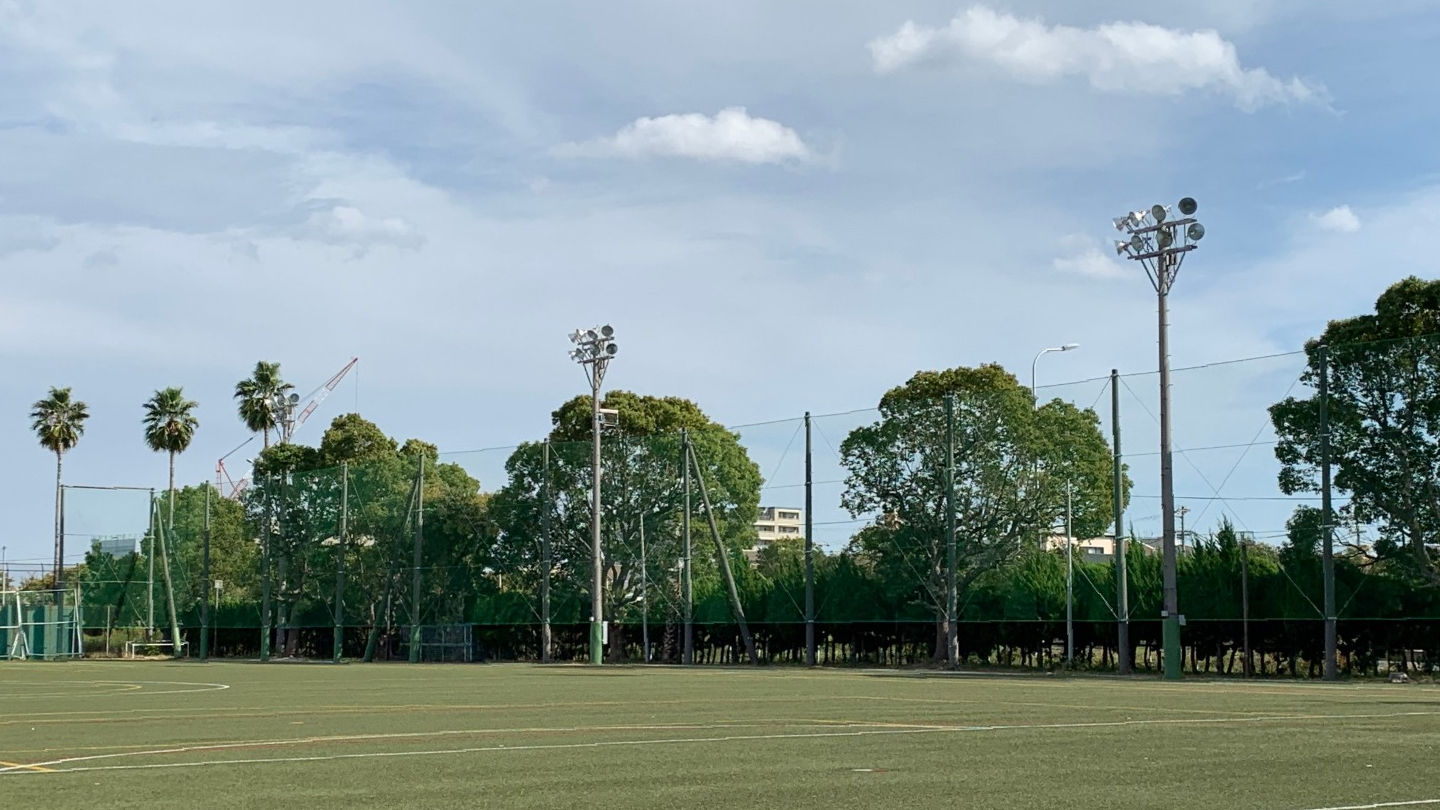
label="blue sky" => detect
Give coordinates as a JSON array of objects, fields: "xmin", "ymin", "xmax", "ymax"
[{"xmin": 1, "ymin": 1, "xmax": 1433, "ymax": 570}]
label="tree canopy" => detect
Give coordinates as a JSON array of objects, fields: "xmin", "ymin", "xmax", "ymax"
[
  {"xmin": 1271, "ymin": 276, "xmax": 1440, "ymax": 586},
  {"xmin": 840, "ymin": 363, "xmax": 1126, "ymax": 653}
]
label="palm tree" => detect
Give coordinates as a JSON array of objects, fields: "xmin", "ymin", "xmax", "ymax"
[
  {"xmin": 30, "ymin": 387, "xmax": 89, "ymax": 585},
  {"xmin": 143, "ymin": 386, "xmax": 199, "ymax": 654},
  {"xmin": 234, "ymin": 361, "xmax": 292, "ymax": 448}
]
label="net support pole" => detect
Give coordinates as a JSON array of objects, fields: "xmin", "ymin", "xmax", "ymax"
[
  {"xmin": 640, "ymin": 517, "xmax": 649, "ymax": 662},
  {"xmin": 148, "ymin": 491, "xmax": 156, "ymax": 640},
  {"xmin": 540, "ymin": 441, "xmax": 552, "ymax": 664},
  {"xmin": 410, "ymin": 454, "xmax": 424, "ymax": 664},
  {"xmin": 1320, "ymin": 344, "xmax": 1338, "ymax": 681},
  {"xmin": 260, "ymin": 476, "xmax": 272, "ymax": 663},
  {"xmin": 944, "ymin": 394, "xmax": 959, "ymax": 670},
  {"xmin": 201, "ymin": 485, "xmax": 211, "ymax": 662},
  {"xmin": 682, "ymin": 429, "xmax": 693, "ymax": 666},
  {"xmin": 1111, "ymin": 369, "xmax": 1131, "ymax": 674},
  {"xmin": 334, "ymin": 461, "xmax": 348, "ymax": 664},
  {"xmin": 688, "ymin": 440, "xmax": 757, "ymax": 665},
  {"xmin": 804, "ymin": 412, "xmax": 816, "ymax": 667}
]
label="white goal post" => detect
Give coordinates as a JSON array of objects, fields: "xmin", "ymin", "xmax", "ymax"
[{"xmin": 0, "ymin": 588, "xmax": 83, "ymax": 661}]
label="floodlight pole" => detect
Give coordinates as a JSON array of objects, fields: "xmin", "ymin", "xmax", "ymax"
[
  {"xmin": 569, "ymin": 325, "xmax": 617, "ymax": 666},
  {"xmin": 1113, "ymin": 200, "xmax": 1204, "ymax": 681},
  {"xmin": 590, "ymin": 365, "xmax": 603, "ymax": 665},
  {"xmin": 1154, "ymin": 254, "xmax": 1182, "ymax": 678}
]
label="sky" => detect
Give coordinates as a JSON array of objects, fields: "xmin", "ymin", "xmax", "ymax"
[{"xmin": 2, "ymin": 0, "xmax": 1436, "ymax": 570}]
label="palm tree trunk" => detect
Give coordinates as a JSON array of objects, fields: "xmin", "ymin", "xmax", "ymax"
[
  {"xmin": 53, "ymin": 451, "xmax": 63, "ymax": 586},
  {"xmin": 159, "ymin": 451, "xmax": 183, "ymax": 657}
]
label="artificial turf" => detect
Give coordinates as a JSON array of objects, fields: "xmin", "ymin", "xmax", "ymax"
[{"xmin": 2, "ymin": 661, "xmax": 1438, "ymax": 809}]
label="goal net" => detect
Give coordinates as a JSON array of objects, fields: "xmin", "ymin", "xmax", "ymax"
[{"xmin": 0, "ymin": 588, "xmax": 83, "ymax": 661}]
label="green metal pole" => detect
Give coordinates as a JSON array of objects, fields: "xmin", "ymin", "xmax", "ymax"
[
  {"xmin": 1320, "ymin": 345, "xmax": 1338, "ymax": 680},
  {"xmin": 682, "ymin": 429, "xmax": 693, "ymax": 666},
  {"xmin": 944, "ymin": 394, "xmax": 959, "ymax": 669},
  {"xmin": 260, "ymin": 475, "xmax": 271, "ymax": 663},
  {"xmin": 410, "ymin": 454, "xmax": 424, "ymax": 664},
  {"xmin": 541, "ymin": 441, "xmax": 552, "ymax": 664},
  {"xmin": 334, "ymin": 462, "xmax": 348, "ymax": 663},
  {"xmin": 200, "ymin": 486, "xmax": 211, "ymax": 662},
  {"xmin": 804, "ymin": 412, "xmax": 815, "ymax": 667}
]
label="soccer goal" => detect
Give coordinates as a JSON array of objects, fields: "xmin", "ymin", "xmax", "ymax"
[
  {"xmin": 411, "ymin": 624, "xmax": 474, "ymax": 663},
  {"xmin": 0, "ymin": 588, "xmax": 83, "ymax": 661}
]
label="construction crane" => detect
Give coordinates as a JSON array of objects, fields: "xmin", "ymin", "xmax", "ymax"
[{"xmin": 215, "ymin": 357, "xmax": 359, "ymax": 499}]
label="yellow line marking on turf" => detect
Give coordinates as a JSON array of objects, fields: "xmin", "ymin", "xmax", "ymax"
[{"xmin": 0, "ymin": 760, "xmax": 55, "ymax": 773}]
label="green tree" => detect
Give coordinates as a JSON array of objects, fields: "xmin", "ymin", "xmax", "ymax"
[
  {"xmin": 234, "ymin": 361, "xmax": 292, "ymax": 449},
  {"xmin": 30, "ymin": 386, "xmax": 89, "ymax": 582},
  {"xmin": 840, "ymin": 363, "xmax": 1125, "ymax": 659},
  {"xmin": 142, "ymin": 385, "xmax": 199, "ymax": 651},
  {"xmin": 488, "ymin": 391, "xmax": 761, "ymax": 661},
  {"xmin": 1271, "ymin": 277, "xmax": 1440, "ymax": 586}
]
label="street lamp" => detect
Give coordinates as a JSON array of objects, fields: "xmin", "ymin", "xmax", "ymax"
[
  {"xmin": 1032, "ymin": 344, "xmax": 1080, "ymax": 408},
  {"xmin": 1113, "ymin": 196, "xmax": 1205, "ymax": 681},
  {"xmin": 569, "ymin": 324, "xmax": 619, "ymax": 665},
  {"xmin": 1031, "ymin": 343, "xmax": 1080, "ymax": 666}
]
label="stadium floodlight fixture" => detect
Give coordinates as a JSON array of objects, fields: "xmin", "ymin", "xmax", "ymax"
[
  {"xmin": 1115, "ymin": 240, "xmax": 1132, "ymax": 255},
  {"xmin": 567, "ymin": 323, "xmax": 619, "ymax": 667},
  {"xmin": 1107, "ymin": 196, "xmax": 1206, "ymax": 681}
]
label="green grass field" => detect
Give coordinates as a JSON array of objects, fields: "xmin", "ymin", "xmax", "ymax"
[{"xmin": 2, "ymin": 662, "xmax": 1439, "ymax": 810}]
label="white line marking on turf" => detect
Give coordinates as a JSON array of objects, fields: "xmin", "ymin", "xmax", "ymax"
[
  {"xmin": 0, "ymin": 680, "xmax": 230, "ymax": 700},
  {"xmin": 4, "ymin": 709, "xmax": 1439, "ymax": 776},
  {"xmin": 1301, "ymin": 795, "xmax": 1440, "ymax": 801}
]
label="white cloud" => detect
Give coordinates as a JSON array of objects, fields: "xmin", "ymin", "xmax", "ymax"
[
  {"xmin": 1312, "ymin": 204, "xmax": 1360, "ymax": 233},
  {"xmin": 1053, "ymin": 234, "xmax": 1128, "ymax": 280},
  {"xmin": 554, "ymin": 107, "xmax": 810, "ymax": 164},
  {"xmin": 868, "ymin": 5, "xmax": 1327, "ymax": 110},
  {"xmin": 298, "ymin": 205, "xmax": 425, "ymax": 252}
]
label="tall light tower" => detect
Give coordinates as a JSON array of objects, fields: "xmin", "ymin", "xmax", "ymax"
[
  {"xmin": 272, "ymin": 391, "xmax": 300, "ymax": 444},
  {"xmin": 1113, "ymin": 196, "xmax": 1205, "ymax": 681},
  {"xmin": 570, "ymin": 325, "xmax": 619, "ymax": 665}
]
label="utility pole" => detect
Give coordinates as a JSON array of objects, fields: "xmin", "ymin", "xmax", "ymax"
[
  {"xmin": 1241, "ymin": 535, "xmax": 1252, "ymax": 677},
  {"xmin": 682, "ymin": 428, "xmax": 694, "ymax": 666},
  {"xmin": 1111, "ymin": 370, "xmax": 1131, "ymax": 674},
  {"xmin": 201, "ymin": 485, "xmax": 211, "ymax": 662},
  {"xmin": 1320, "ymin": 344, "xmax": 1338, "ymax": 680},
  {"xmin": 334, "ymin": 462, "xmax": 348, "ymax": 663},
  {"xmin": 1177, "ymin": 506, "xmax": 1190, "ymax": 550},
  {"xmin": 804, "ymin": 412, "xmax": 816, "ymax": 667},
  {"xmin": 540, "ymin": 440, "xmax": 552, "ymax": 664},
  {"xmin": 409, "ymin": 454, "xmax": 424, "ymax": 664},
  {"xmin": 944, "ymin": 394, "xmax": 959, "ymax": 669}
]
